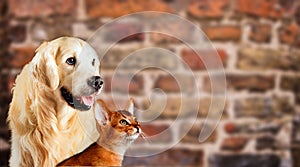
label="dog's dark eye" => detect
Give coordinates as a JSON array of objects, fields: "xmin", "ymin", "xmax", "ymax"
[
  {"xmin": 66, "ymin": 57, "xmax": 76, "ymax": 65},
  {"xmin": 120, "ymin": 119, "xmax": 129, "ymax": 126}
]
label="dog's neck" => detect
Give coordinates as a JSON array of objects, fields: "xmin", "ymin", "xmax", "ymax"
[{"xmin": 53, "ymin": 89, "xmax": 76, "ymax": 128}]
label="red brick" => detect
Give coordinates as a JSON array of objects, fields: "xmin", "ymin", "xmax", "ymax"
[
  {"xmin": 100, "ymin": 49, "xmax": 135, "ymax": 70},
  {"xmin": 209, "ymin": 154, "xmax": 280, "ymax": 167},
  {"xmin": 153, "ymin": 75, "xmax": 179, "ymax": 92},
  {"xmin": 9, "ymin": 0, "xmax": 77, "ymax": 17},
  {"xmin": 124, "ymin": 148, "xmax": 203, "ymax": 166},
  {"xmin": 295, "ymin": 5, "xmax": 300, "ymax": 25},
  {"xmin": 9, "ymin": 46, "xmax": 35, "ymax": 68},
  {"xmin": 279, "ymin": 0, "xmax": 297, "ymax": 19},
  {"xmin": 235, "ymin": 0, "xmax": 282, "ymax": 18},
  {"xmin": 227, "ymin": 74, "xmax": 275, "ymax": 92},
  {"xmin": 102, "ymin": 23, "xmax": 144, "ymax": 43},
  {"xmin": 224, "ymin": 122, "xmax": 280, "ymax": 134},
  {"xmin": 198, "ymin": 97, "xmax": 228, "ymax": 119},
  {"xmin": 237, "ymin": 48, "xmax": 300, "ymax": 71},
  {"xmin": 0, "ymin": 1, "xmax": 7, "ymax": 19},
  {"xmin": 0, "ymin": 73, "xmax": 9, "ymax": 93},
  {"xmin": 101, "ymin": 48, "xmax": 178, "ymax": 71},
  {"xmin": 249, "ymin": 24, "xmax": 271, "ymax": 43},
  {"xmin": 181, "ymin": 49, "xmax": 227, "ymax": 71},
  {"xmin": 141, "ymin": 97, "xmax": 182, "ymax": 119},
  {"xmin": 225, "ymin": 122, "xmax": 280, "ymax": 135},
  {"xmin": 86, "ymin": 0, "xmax": 173, "ymax": 18},
  {"xmin": 150, "ymin": 33, "xmax": 180, "ymax": 44},
  {"xmin": 103, "ymin": 74, "xmax": 144, "ymax": 95},
  {"xmin": 203, "ymin": 75, "xmax": 227, "ymax": 94},
  {"xmin": 294, "ymin": 149, "xmax": 300, "ymax": 167},
  {"xmin": 281, "ymin": 76, "xmax": 300, "ymax": 104},
  {"xmin": 142, "ymin": 96, "xmax": 227, "ymax": 120},
  {"xmin": 235, "ymin": 96, "xmax": 294, "ymax": 119},
  {"xmin": 136, "ymin": 123, "xmax": 172, "ymax": 144},
  {"xmin": 279, "ymin": 22, "xmax": 300, "ymax": 46},
  {"xmin": 141, "ymin": 97, "xmax": 201, "ymax": 120},
  {"xmin": 188, "ymin": 0, "xmax": 229, "ymax": 19},
  {"xmin": 31, "ymin": 18, "xmax": 72, "ymax": 42},
  {"xmin": 8, "ymin": 24, "xmax": 26, "ymax": 43},
  {"xmin": 221, "ymin": 136, "xmax": 248, "ymax": 151},
  {"xmin": 256, "ymin": 136, "xmax": 275, "ymax": 150},
  {"xmin": 279, "ymin": 0, "xmax": 295, "ymax": 11},
  {"xmin": 141, "ymin": 97, "xmax": 213, "ymax": 120},
  {"xmin": 0, "ymin": 21, "xmax": 10, "ymax": 57},
  {"xmin": 153, "ymin": 74, "xmax": 195, "ymax": 93},
  {"xmin": 140, "ymin": 123, "xmax": 168, "ymax": 136},
  {"xmin": 224, "ymin": 123, "xmax": 238, "ymax": 134},
  {"xmin": 203, "ymin": 26, "xmax": 241, "ymax": 41},
  {"xmin": 149, "ymin": 19, "xmax": 196, "ymax": 44},
  {"xmin": 181, "ymin": 122, "xmax": 217, "ymax": 143}
]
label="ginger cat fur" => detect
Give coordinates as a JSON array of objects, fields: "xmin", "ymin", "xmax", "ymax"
[{"xmin": 57, "ymin": 99, "xmax": 141, "ymax": 166}]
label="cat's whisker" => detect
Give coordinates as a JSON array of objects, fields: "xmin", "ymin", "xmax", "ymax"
[{"xmin": 139, "ymin": 132, "xmax": 152, "ymax": 144}]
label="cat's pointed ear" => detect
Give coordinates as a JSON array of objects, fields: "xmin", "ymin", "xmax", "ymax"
[
  {"xmin": 94, "ymin": 100, "xmax": 110, "ymax": 125},
  {"xmin": 127, "ymin": 98, "xmax": 135, "ymax": 115}
]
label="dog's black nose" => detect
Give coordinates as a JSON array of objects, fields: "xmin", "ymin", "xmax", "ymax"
[{"xmin": 87, "ymin": 76, "xmax": 103, "ymax": 91}]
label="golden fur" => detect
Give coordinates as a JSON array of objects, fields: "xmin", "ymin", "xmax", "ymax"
[
  {"xmin": 57, "ymin": 99, "xmax": 140, "ymax": 166},
  {"xmin": 7, "ymin": 37, "xmax": 101, "ymax": 167}
]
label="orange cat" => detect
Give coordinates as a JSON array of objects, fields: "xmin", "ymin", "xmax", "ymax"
[{"xmin": 57, "ymin": 99, "xmax": 141, "ymax": 166}]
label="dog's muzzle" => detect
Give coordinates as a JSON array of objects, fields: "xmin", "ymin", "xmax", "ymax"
[
  {"xmin": 87, "ymin": 76, "xmax": 103, "ymax": 92},
  {"xmin": 60, "ymin": 76, "xmax": 103, "ymax": 111},
  {"xmin": 60, "ymin": 87, "xmax": 92, "ymax": 111}
]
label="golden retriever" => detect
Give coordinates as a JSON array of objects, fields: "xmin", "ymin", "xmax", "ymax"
[{"xmin": 7, "ymin": 37, "xmax": 103, "ymax": 167}]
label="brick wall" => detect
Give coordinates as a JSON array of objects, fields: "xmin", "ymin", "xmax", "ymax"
[
  {"xmin": 0, "ymin": 0, "xmax": 11, "ymax": 165},
  {"xmin": 1, "ymin": 0, "xmax": 300, "ymax": 166}
]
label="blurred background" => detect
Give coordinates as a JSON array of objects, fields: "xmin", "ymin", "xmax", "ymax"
[{"xmin": 1, "ymin": 0, "xmax": 300, "ymax": 166}]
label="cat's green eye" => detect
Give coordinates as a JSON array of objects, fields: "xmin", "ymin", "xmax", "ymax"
[{"xmin": 120, "ymin": 119, "xmax": 129, "ymax": 126}]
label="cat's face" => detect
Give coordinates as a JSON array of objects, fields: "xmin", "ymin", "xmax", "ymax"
[
  {"xmin": 94, "ymin": 99, "xmax": 141, "ymax": 143},
  {"xmin": 109, "ymin": 109, "xmax": 140, "ymax": 141}
]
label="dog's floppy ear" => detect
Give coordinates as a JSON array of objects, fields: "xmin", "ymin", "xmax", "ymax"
[{"xmin": 34, "ymin": 42, "xmax": 60, "ymax": 90}]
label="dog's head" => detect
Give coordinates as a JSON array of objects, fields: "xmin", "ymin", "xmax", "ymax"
[{"xmin": 33, "ymin": 37, "xmax": 103, "ymax": 111}]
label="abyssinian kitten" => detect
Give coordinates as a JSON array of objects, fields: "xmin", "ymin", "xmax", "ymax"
[{"xmin": 57, "ymin": 98, "xmax": 141, "ymax": 166}]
